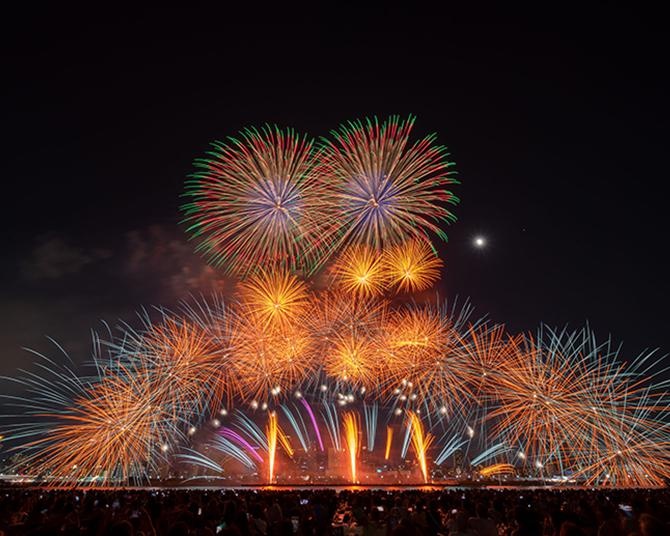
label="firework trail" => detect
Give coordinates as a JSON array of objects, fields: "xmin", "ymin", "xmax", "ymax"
[
  {"xmin": 266, "ymin": 411, "xmax": 279, "ymax": 484},
  {"xmin": 408, "ymin": 411, "xmax": 434, "ymax": 483},
  {"xmin": 342, "ymin": 412, "xmax": 361, "ymax": 483},
  {"xmin": 385, "ymin": 426, "xmax": 393, "ymax": 461}
]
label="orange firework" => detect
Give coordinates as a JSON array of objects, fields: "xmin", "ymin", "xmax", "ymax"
[
  {"xmin": 230, "ymin": 311, "xmax": 315, "ymax": 401},
  {"xmin": 408, "ymin": 411, "xmax": 434, "ymax": 483},
  {"xmin": 23, "ymin": 373, "xmax": 168, "ymax": 486},
  {"xmin": 478, "ymin": 463, "xmax": 515, "ymax": 477},
  {"xmin": 385, "ymin": 426, "xmax": 393, "ymax": 460},
  {"xmin": 126, "ymin": 316, "xmax": 225, "ymax": 416},
  {"xmin": 331, "ymin": 245, "xmax": 387, "ymax": 298},
  {"xmin": 323, "ymin": 333, "xmax": 381, "ymax": 387},
  {"xmin": 383, "ymin": 239, "xmax": 443, "ymax": 293},
  {"xmin": 486, "ymin": 330, "xmax": 632, "ymax": 472},
  {"xmin": 239, "ymin": 268, "xmax": 309, "ymax": 330},
  {"xmin": 456, "ymin": 324, "xmax": 519, "ymax": 396},
  {"xmin": 266, "ymin": 411, "xmax": 278, "ymax": 484},
  {"xmin": 381, "ymin": 306, "xmax": 474, "ymax": 408},
  {"xmin": 342, "ymin": 412, "xmax": 361, "ymax": 483}
]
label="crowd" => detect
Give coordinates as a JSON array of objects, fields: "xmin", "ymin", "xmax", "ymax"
[{"xmin": 0, "ymin": 487, "xmax": 668, "ymax": 536}]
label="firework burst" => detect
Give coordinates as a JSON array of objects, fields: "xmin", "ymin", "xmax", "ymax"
[
  {"xmin": 323, "ymin": 333, "xmax": 382, "ymax": 388},
  {"xmin": 331, "ymin": 245, "xmax": 387, "ymax": 298},
  {"xmin": 381, "ymin": 305, "xmax": 475, "ymax": 412},
  {"xmin": 21, "ymin": 374, "xmax": 170, "ymax": 486},
  {"xmin": 239, "ymin": 268, "xmax": 310, "ymax": 330},
  {"xmin": 229, "ymin": 310, "xmax": 316, "ymax": 402},
  {"xmin": 319, "ymin": 115, "xmax": 458, "ymax": 251},
  {"xmin": 182, "ymin": 126, "xmax": 336, "ymax": 276},
  {"xmin": 383, "ymin": 239, "xmax": 443, "ymax": 293}
]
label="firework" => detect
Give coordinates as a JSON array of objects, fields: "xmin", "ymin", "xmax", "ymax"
[
  {"xmin": 23, "ymin": 374, "xmax": 170, "ymax": 486},
  {"xmin": 342, "ymin": 412, "xmax": 361, "ymax": 483},
  {"xmin": 487, "ymin": 328, "xmax": 606, "ymax": 470},
  {"xmin": 486, "ymin": 326, "xmax": 670, "ymax": 486},
  {"xmin": 322, "ymin": 333, "xmax": 382, "ymax": 388},
  {"xmin": 383, "ymin": 239, "xmax": 443, "ymax": 293},
  {"xmin": 385, "ymin": 426, "xmax": 393, "ymax": 460},
  {"xmin": 229, "ymin": 311, "xmax": 315, "ymax": 402},
  {"xmin": 319, "ymin": 115, "xmax": 458, "ymax": 251},
  {"xmin": 331, "ymin": 245, "xmax": 387, "ymax": 298},
  {"xmin": 182, "ymin": 126, "xmax": 336, "ymax": 276},
  {"xmin": 239, "ymin": 268, "xmax": 310, "ymax": 330},
  {"xmin": 407, "ymin": 411, "xmax": 434, "ymax": 483},
  {"xmin": 381, "ymin": 305, "xmax": 474, "ymax": 410},
  {"xmin": 266, "ymin": 411, "xmax": 279, "ymax": 484}
]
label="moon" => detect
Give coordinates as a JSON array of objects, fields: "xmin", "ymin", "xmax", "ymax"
[{"xmin": 473, "ymin": 235, "xmax": 487, "ymax": 248}]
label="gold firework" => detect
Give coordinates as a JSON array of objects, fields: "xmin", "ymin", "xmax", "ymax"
[
  {"xmin": 383, "ymin": 239, "xmax": 442, "ymax": 293},
  {"xmin": 239, "ymin": 268, "xmax": 309, "ymax": 330},
  {"xmin": 331, "ymin": 245, "xmax": 387, "ymax": 298}
]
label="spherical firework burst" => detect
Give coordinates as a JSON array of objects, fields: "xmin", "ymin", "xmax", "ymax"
[
  {"xmin": 123, "ymin": 316, "xmax": 225, "ymax": 416},
  {"xmin": 381, "ymin": 306, "xmax": 474, "ymax": 411},
  {"xmin": 456, "ymin": 324, "xmax": 520, "ymax": 396},
  {"xmin": 20, "ymin": 374, "xmax": 171, "ymax": 486},
  {"xmin": 319, "ymin": 115, "xmax": 459, "ymax": 251},
  {"xmin": 239, "ymin": 268, "xmax": 310, "ymax": 330},
  {"xmin": 182, "ymin": 126, "xmax": 336, "ymax": 276},
  {"xmin": 322, "ymin": 333, "xmax": 382, "ymax": 387},
  {"xmin": 331, "ymin": 245, "xmax": 387, "ymax": 298},
  {"xmin": 383, "ymin": 239, "xmax": 443, "ymax": 293},
  {"xmin": 485, "ymin": 326, "xmax": 662, "ymax": 477},
  {"xmin": 229, "ymin": 310, "xmax": 316, "ymax": 402}
]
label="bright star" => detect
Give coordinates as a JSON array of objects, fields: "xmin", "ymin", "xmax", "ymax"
[{"xmin": 474, "ymin": 236, "xmax": 487, "ymax": 248}]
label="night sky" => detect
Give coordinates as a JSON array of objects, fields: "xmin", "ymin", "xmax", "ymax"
[{"xmin": 1, "ymin": 5, "xmax": 668, "ymax": 390}]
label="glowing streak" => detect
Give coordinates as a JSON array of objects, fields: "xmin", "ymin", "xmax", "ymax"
[
  {"xmin": 401, "ymin": 419, "xmax": 412, "ymax": 459},
  {"xmin": 266, "ymin": 411, "xmax": 278, "ymax": 484},
  {"xmin": 342, "ymin": 412, "xmax": 361, "ymax": 484},
  {"xmin": 220, "ymin": 428, "xmax": 263, "ymax": 464},
  {"xmin": 277, "ymin": 426, "xmax": 294, "ymax": 457},
  {"xmin": 435, "ymin": 434, "xmax": 467, "ymax": 465},
  {"xmin": 408, "ymin": 411, "xmax": 434, "ymax": 484},
  {"xmin": 471, "ymin": 443, "xmax": 511, "ymax": 467},
  {"xmin": 321, "ymin": 403, "xmax": 341, "ymax": 451},
  {"xmin": 234, "ymin": 410, "xmax": 268, "ymax": 450},
  {"xmin": 207, "ymin": 436, "xmax": 258, "ymax": 469},
  {"xmin": 479, "ymin": 463, "xmax": 515, "ymax": 477},
  {"xmin": 363, "ymin": 402, "xmax": 378, "ymax": 451},
  {"xmin": 385, "ymin": 426, "xmax": 393, "ymax": 460},
  {"xmin": 301, "ymin": 398, "xmax": 324, "ymax": 451},
  {"xmin": 280, "ymin": 404, "xmax": 309, "ymax": 452}
]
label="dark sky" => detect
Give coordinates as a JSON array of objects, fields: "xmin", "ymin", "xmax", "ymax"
[{"xmin": 1, "ymin": 5, "xmax": 668, "ymax": 386}]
